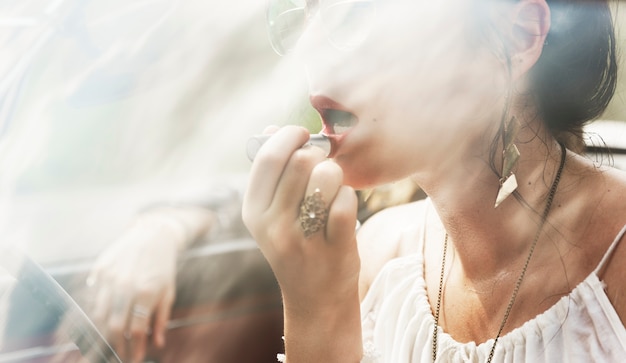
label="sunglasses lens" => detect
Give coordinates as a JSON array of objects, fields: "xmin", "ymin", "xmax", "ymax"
[
  {"xmin": 322, "ymin": 0, "xmax": 375, "ymax": 51},
  {"xmin": 267, "ymin": 0, "xmax": 307, "ymax": 55},
  {"xmin": 266, "ymin": 0, "xmax": 376, "ymax": 56}
]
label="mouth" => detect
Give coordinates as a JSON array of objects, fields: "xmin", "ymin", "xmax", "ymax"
[
  {"xmin": 320, "ymin": 109, "xmax": 358, "ymax": 135},
  {"xmin": 309, "ymin": 95, "xmax": 359, "ymax": 136}
]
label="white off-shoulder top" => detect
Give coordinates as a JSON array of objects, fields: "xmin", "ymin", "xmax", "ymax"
[{"xmin": 360, "ymin": 201, "xmax": 626, "ymax": 362}]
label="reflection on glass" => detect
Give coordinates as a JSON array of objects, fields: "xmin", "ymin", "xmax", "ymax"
[{"xmin": 0, "ymin": 245, "xmax": 120, "ymax": 363}]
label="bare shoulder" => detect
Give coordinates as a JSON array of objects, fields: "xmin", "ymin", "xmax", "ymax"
[
  {"xmin": 591, "ymin": 164, "xmax": 626, "ymax": 327},
  {"xmin": 357, "ymin": 198, "xmax": 429, "ymax": 300},
  {"xmin": 602, "ymin": 221, "xmax": 626, "ymax": 331},
  {"xmin": 557, "ymin": 153, "xmax": 626, "ymax": 324}
]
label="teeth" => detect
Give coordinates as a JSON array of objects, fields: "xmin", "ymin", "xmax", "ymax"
[
  {"xmin": 324, "ymin": 109, "xmax": 357, "ymax": 134},
  {"xmin": 334, "ymin": 124, "xmax": 353, "ymax": 135}
]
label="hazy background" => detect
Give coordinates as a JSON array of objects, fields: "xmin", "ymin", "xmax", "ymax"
[
  {"xmin": 0, "ymin": 0, "xmax": 624, "ymax": 265},
  {"xmin": 0, "ymin": 0, "xmax": 319, "ymax": 264}
]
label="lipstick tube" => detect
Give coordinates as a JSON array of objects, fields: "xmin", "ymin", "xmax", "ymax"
[{"xmin": 246, "ymin": 134, "xmax": 331, "ymax": 161}]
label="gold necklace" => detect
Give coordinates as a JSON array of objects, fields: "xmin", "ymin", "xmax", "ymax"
[{"xmin": 432, "ymin": 143, "xmax": 566, "ymax": 363}]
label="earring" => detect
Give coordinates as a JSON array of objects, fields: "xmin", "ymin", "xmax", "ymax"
[{"xmin": 494, "ymin": 116, "xmax": 521, "ymax": 208}]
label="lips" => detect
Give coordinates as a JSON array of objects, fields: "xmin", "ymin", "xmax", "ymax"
[{"xmin": 309, "ymin": 95, "xmax": 359, "ymax": 136}]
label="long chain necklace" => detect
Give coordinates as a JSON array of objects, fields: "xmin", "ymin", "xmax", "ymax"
[{"xmin": 432, "ymin": 143, "xmax": 566, "ymax": 363}]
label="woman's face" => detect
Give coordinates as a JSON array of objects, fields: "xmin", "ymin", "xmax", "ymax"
[{"xmin": 297, "ymin": 0, "xmax": 510, "ymax": 189}]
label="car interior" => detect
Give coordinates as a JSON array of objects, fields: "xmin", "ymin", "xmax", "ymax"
[{"xmin": 0, "ymin": 1, "xmax": 625, "ymax": 363}]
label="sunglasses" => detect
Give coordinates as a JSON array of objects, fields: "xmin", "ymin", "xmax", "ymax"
[{"xmin": 267, "ymin": 0, "xmax": 377, "ymax": 55}]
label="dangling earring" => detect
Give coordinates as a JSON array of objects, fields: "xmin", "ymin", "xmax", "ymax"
[{"xmin": 494, "ymin": 116, "xmax": 521, "ymax": 208}]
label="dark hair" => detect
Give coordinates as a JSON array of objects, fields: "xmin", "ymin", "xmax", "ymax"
[
  {"xmin": 530, "ymin": 0, "xmax": 618, "ymax": 150},
  {"xmin": 474, "ymin": 0, "xmax": 618, "ymax": 151}
]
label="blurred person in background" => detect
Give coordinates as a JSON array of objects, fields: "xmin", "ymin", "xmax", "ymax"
[{"xmin": 0, "ymin": 0, "xmax": 298, "ymax": 362}]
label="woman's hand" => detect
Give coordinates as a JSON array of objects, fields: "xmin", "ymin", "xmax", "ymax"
[
  {"xmin": 242, "ymin": 126, "xmax": 362, "ymax": 362},
  {"xmin": 86, "ymin": 206, "xmax": 213, "ymax": 363}
]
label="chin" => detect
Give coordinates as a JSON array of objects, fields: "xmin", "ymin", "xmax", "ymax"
[
  {"xmin": 340, "ymin": 166, "xmax": 390, "ymax": 191},
  {"xmin": 335, "ymin": 153, "xmax": 410, "ymax": 190},
  {"xmin": 345, "ymin": 178, "xmax": 377, "ymax": 191}
]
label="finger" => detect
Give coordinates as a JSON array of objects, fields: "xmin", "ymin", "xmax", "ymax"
[
  {"xmin": 108, "ymin": 294, "xmax": 132, "ymax": 361},
  {"xmin": 301, "ymin": 160, "xmax": 344, "ymax": 240},
  {"xmin": 262, "ymin": 125, "xmax": 281, "ymax": 134},
  {"xmin": 152, "ymin": 293, "xmax": 173, "ymax": 348},
  {"xmin": 128, "ymin": 304, "xmax": 152, "ymax": 363},
  {"xmin": 92, "ymin": 284, "xmax": 112, "ymax": 326},
  {"xmin": 325, "ymin": 185, "xmax": 359, "ymax": 245},
  {"xmin": 271, "ymin": 145, "xmax": 327, "ymax": 211},
  {"xmin": 306, "ymin": 160, "xmax": 344, "ymax": 205},
  {"xmin": 83, "ymin": 270, "xmax": 100, "ymax": 314},
  {"xmin": 244, "ymin": 126, "xmax": 311, "ymax": 216},
  {"xmin": 127, "ymin": 284, "xmax": 162, "ymax": 362}
]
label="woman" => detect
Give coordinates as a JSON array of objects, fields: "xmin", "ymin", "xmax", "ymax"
[{"xmin": 243, "ymin": 0, "xmax": 626, "ymax": 362}]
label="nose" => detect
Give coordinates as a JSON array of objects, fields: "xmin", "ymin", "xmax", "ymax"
[
  {"xmin": 295, "ymin": 17, "xmax": 343, "ymax": 94},
  {"xmin": 293, "ymin": 11, "xmax": 335, "ymax": 64}
]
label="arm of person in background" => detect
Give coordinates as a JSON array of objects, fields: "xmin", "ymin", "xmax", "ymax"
[{"xmin": 85, "ymin": 189, "xmax": 243, "ymax": 363}]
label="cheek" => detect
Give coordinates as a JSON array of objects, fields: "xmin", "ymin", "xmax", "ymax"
[
  {"xmin": 374, "ymin": 48, "xmax": 507, "ymax": 147},
  {"xmin": 361, "ymin": 3, "xmax": 507, "ymax": 131},
  {"xmin": 340, "ymin": 58, "xmax": 506, "ymax": 187}
]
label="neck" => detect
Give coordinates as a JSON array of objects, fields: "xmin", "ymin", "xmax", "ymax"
[{"xmin": 415, "ymin": 124, "xmax": 565, "ymax": 280}]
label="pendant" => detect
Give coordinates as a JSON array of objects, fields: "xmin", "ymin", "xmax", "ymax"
[
  {"xmin": 495, "ymin": 173, "xmax": 518, "ymax": 208},
  {"xmin": 494, "ymin": 117, "xmax": 521, "ymax": 208}
]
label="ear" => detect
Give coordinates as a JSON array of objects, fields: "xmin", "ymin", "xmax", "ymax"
[{"xmin": 508, "ymin": 0, "xmax": 550, "ymax": 81}]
